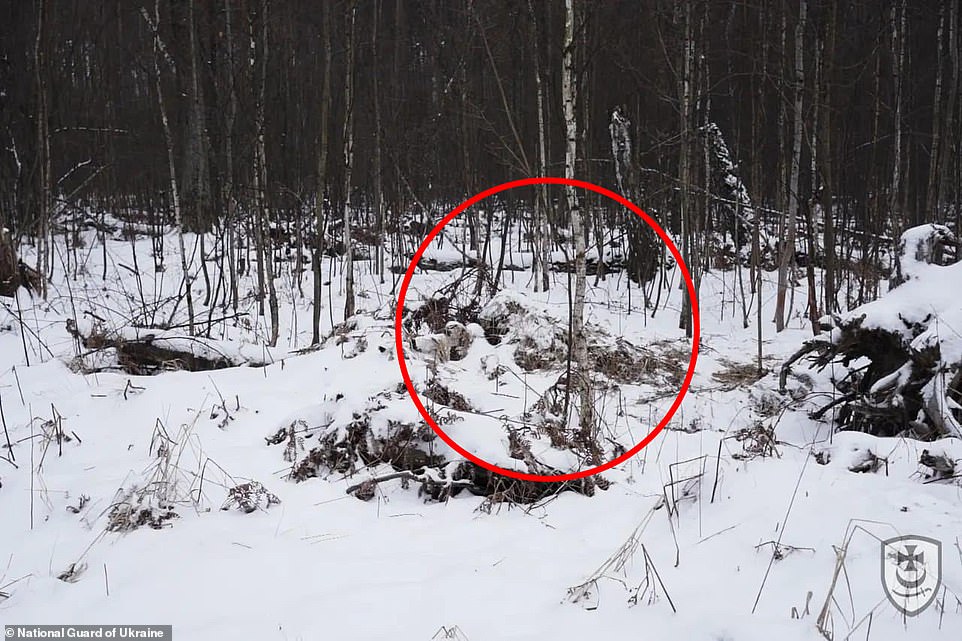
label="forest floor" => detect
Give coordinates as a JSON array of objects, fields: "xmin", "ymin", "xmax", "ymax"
[{"xmin": 1, "ymin": 219, "xmax": 960, "ymax": 640}]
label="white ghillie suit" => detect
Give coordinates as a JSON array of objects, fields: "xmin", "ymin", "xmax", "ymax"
[{"xmin": 409, "ymin": 321, "xmax": 477, "ymax": 365}]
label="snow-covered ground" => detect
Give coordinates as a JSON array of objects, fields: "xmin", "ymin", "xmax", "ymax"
[{"xmin": 1, "ymin": 220, "xmax": 960, "ymax": 640}]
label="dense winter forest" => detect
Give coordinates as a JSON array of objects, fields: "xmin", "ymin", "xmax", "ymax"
[
  {"xmin": 1, "ymin": 1, "xmax": 962, "ymax": 639},
  {"xmin": 3, "ymin": 0, "xmax": 961, "ymax": 320}
]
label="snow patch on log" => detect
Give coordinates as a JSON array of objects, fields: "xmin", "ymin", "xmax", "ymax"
[{"xmin": 67, "ymin": 317, "xmax": 279, "ymax": 373}]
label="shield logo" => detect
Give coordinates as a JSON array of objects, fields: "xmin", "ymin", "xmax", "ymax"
[{"xmin": 881, "ymin": 535, "xmax": 942, "ymax": 617}]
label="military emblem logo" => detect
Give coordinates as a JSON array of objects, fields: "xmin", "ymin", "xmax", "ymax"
[{"xmin": 881, "ymin": 535, "xmax": 941, "ymax": 617}]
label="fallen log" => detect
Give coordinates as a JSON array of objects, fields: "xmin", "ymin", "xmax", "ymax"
[
  {"xmin": 390, "ymin": 255, "xmax": 526, "ymax": 274},
  {"xmin": 345, "ymin": 469, "xmax": 478, "ymax": 501},
  {"xmin": 66, "ymin": 319, "xmax": 276, "ymax": 374},
  {"xmin": 343, "ymin": 461, "xmax": 602, "ymax": 504}
]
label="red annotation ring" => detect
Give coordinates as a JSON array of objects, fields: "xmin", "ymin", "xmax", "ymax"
[{"xmin": 394, "ymin": 177, "xmax": 700, "ymax": 482}]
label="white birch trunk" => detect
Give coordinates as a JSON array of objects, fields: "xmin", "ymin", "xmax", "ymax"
[{"xmin": 563, "ymin": 0, "xmax": 593, "ymax": 446}]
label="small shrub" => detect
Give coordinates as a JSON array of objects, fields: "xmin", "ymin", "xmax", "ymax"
[{"xmin": 221, "ymin": 481, "xmax": 281, "ymax": 514}]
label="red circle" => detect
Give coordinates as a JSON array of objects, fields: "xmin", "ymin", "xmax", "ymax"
[{"xmin": 394, "ymin": 177, "xmax": 700, "ymax": 482}]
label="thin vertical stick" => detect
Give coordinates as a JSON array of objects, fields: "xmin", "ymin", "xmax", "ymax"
[
  {"xmin": 12, "ymin": 366, "xmax": 25, "ymax": 406},
  {"xmin": 15, "ymin": 293, "xmax": 30, "ymax": 366},
  {"xmin": 0, "ymin": 392, "xmax": 12, "ymax": 463},
  {"xmin": 642, "ymin": 545, "xmax": 677, "ymax": 613},
  {"xmin": 29, "ymin": 408, "xmax": 34, "ymax": 530}
]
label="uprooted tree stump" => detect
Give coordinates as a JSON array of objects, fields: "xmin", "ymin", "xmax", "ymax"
[
  {"xmin": 0, "ymin": 229, "xmax": 15, "ymax": 296},
  {"xmin": 0, "ymin": 229, "xmax": 42, "ymax": 297},
  {"xmin": 781, "ymin": 224, "xmax": 962, "ymax": 439}
]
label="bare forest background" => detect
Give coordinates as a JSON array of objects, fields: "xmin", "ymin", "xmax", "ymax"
[{"xmin": 1, "ymin": 0, "xmax": 960, "ymax": 344}]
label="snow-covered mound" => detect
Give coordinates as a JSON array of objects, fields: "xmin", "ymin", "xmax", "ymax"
[
  {"xmin": 843, "ymin": 224, "xmax": 962, "ymax": 363},
  {"xmin": 783, "ymin": 224, "xmax": 962, "ymax": 438}
]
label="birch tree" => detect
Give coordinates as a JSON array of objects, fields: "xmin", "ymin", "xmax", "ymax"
[
  {"xmin": 311, "ymin": 0, "xmax": 333, "ymax": 344},
  {"xmin": 33, "ymin": 0, "xmax": 50, "ymax": 297},
  {"xmin": 562, "ymin": 0, "xmax": 593, "ymax": 450}
]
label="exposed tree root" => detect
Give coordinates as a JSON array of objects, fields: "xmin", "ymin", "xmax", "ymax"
[{"xmin": 782, "ymin": 225, "xmax": 962, "ymax": 439}]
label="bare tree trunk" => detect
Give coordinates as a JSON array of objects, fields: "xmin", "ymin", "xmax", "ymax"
[
  {"xmin": 460, "ymin": 1, "xmax": 477, "ymax": 254},
  {"xmin": 251, "ymin": 0, "xmax": 278, "ymax": 346},
  {"xmin": 188, "ymin": 0, "xmax": 212, "ymax": 310},
  {"xmin": 806, "ymin": 51, "xmax": 820, "ymax": 334},
  {"xmin": 773, "ymin": 5, "xmax": 789, "ymax": 320},
  {"xmin": 224, "ymin": 0, "xmax": 239, "ymax": 312},
  {"xmin": 184, "ymin": 0, "xmax": 212, "ymax": 235},
  {"xmin": 677, "ymin": 1, "xmax": 694, "ymax": 337},
  {"xmin": 775, "ymin": 0, "xmax": 806, "ymax": 332},
  {"xmin": 372, "ymin": 0, "xmax": 385, "ymax": 285},
  {"xmin": 248, "ymin": 8, "xmax": 266, "ymax": 322},
  {"xmin": 752, "ymin": 1, "xmax": 767, "ymax": 373},
  {"xmin": 938, "ymin": 0, "xmax": 959, "ymax": 216},
  {"xmin": 528, "ymin": 0, "xmax": 550, "ymax": 293},
  {"xmin": 563, "ymin": 0, "xmax": 593, "ymax": 449},
  {"xmin": 819, "ymin": 0, "xmax": 836, "ymax": 316},
  {"xmin": 694, "ymin": 2, "xmax": 707, "ymax": 314},
  {"xmin": 312, "ymin": 0, "xmax": 333, "ymax": 344},
  {"xmin": 33, "ymin": 0, "xmax": 50, "ymax": 298},
  {"xmin": 143, "ymin": 2, "xmax": 195, "ymax": 336},
  {"xmin": 342, "ymin": 0, "xmax": 357, "ymax": 321},
  {"xmin": 474, "ymin": 7, "xmax": 530, "ymax": 175},
  {"xmin": 889, "ymin": 0, "xmax": 906, "ymax": 234},
  {"xmin": 868, "ymin": 39, "xmax": 884, "ymax": 304},
  {"xmin": 263, "ymin": 6, "xmax": 279, "ymax": 347},
  {"xmin": 926, "ymin": 2, "xmax": 946, "ymax": 219}
]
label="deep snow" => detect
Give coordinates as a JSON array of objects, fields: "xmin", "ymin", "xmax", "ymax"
[{"xmin": 1, "ymin": 219, "xmax": 960, "ymax": 640}]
